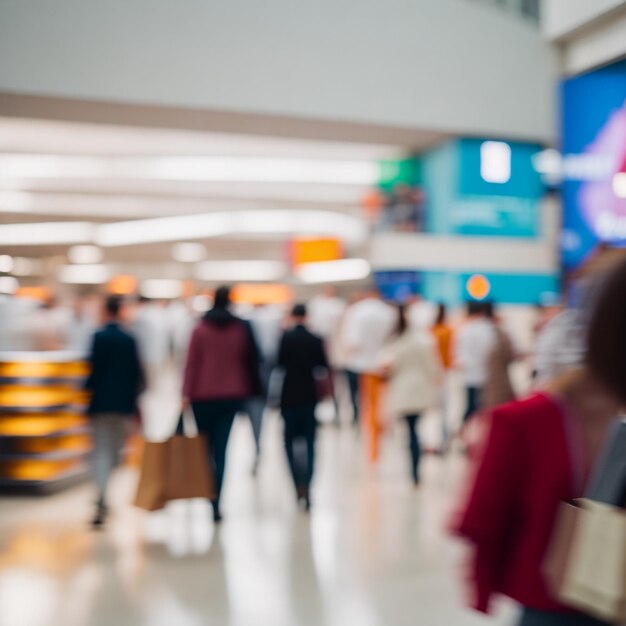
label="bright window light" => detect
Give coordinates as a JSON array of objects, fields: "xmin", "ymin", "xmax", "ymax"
[
  {"xmin": 613, "ymin": 172, "xmax": 626, "ymax": 199},
  {"xmin": 194, "ymin": 261, "xmax": 287, "ymax": 283},
  {"xmin": 0, "ymin": 222, "xmax": 93, "ymax": 246},
  {"xmin": 172, "ymin": 242, "xmax": 207, "ymax": 263},
  {"xmin": 296, "ymin": 259, "xmax": 371, "ymax": 284},
  {"xmin": 68, "ymin": 245, "xmax": 103, "ymax": 264},
  {"xmin": 0, "ymin": 276, "xmax": 18, "ymax": 294},
  {"xmin": 58, "ymin": 264, "xmax": 110, "ymax": 284},
  {"xmin": 0, "ymin": 255, "xmax": 13, "ymax": 273},
  {"xmin": 480, "ymin": 141, "xmax": 511, "ymax": 184},
  {"xmin": 140, "ymin": 279, "xmax": 184, "ymax": 300}
]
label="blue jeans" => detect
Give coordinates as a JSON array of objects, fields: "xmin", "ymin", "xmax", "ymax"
[
  {"xmin": 405, "ymin": 414, "xmax": 421, "ymax": 482},
  {"xmin": 345, "ymin": 370, "xmax": 360, "ymax": 425},
  {"xmin": 518, "ymin": 609, "xmax": 609, "ymax": 626}
]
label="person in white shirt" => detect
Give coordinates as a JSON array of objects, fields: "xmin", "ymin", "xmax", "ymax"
[
  {"xmin": 455, "ymin": 301, "xmax": 496, "ymax": 424},
  {"xmin": 308, "ymin": 287, "xmax": 347, "ymax": 424},
  {"xmin": 406, "ymin": 294, "xmax": 437, "ymax": 331},
  {"xmin": 244, "ymin": 303, "xmax": 284, "ymax": 473},
  {"xmin": 131, "ymin": 297, "xmax": 169, "ymax": 390},
  {"xmin": 341, "ymin": 287, "xmax": 396, "ymax": 461},
  {"xmin": 382, "ymin": 304, "xmax": 441, "ymax": 485}
]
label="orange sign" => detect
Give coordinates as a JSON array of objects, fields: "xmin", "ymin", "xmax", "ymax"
[
  {"xmin": 466, "ymin": 274, "xmax": 491, "ymax": 300},
  {"xmin": 107, "ymin": 275, "xmax": 138, "ymax": 295},
  {"xmin": 15, "ymin": 286, "xmax": 52, "ymax": 302},
  {"xmin": 291, "ymin": 238, "xmax": 342, "ymax": 267},
  {"xmin": 232, "ymin": 284, "xmax": 293, "ymax": 305}
]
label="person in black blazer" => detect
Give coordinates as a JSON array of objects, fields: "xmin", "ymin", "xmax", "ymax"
[
  {"xmin": 277, "ymin": 303, "xmax": 329, "ymax": 510},
  {"xmin": 85, "ymin": 295, "xmax": 144, "ymax": 528}
]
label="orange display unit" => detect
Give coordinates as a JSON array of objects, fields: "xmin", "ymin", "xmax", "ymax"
[{"xmin": 0, "ymin": 352, "xmax": 92, "ymax": 494}]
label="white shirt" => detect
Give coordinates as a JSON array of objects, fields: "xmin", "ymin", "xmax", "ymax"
[
  {"xmin": 407, "ymin": 299, "xmax": 437, "ymax": 331},
  {"xmin": 308, "ymin": 295, "xmax": 347, "ymax": 340},
  {"xmin": 455, "ymin": 318, "xmax": 496, "ymax": 386},
  {"xmin": 247, "ymin": 305, "xmax": 284, "ymax": 362},
  {"xmin": 341, "ymin": 298, "xmax": 396, "ymax": 373}
]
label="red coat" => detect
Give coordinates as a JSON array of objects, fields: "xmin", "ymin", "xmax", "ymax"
[
  {"xmin": 182, "ymin": 316, "xmax": 260, "ymax": 402},
  {"xmin": 453, "ymin": 393, "xmax": 587, "ymax": 614}
]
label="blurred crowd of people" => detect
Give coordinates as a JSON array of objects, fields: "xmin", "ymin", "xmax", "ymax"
[{"xmin": 2, "ymin": 254, "xmax": 624, "ymax": 625}]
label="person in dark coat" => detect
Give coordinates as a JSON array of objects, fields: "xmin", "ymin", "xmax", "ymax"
[
  {"xmin": 182, "ymin": 285, "xmax": 262, "ymax": 522},
  {"xmin": 277, "ymin": 303, "xmax": 329, "ymax": 510},
  {"xmin": 85, "ymin": 295, "xmax": 144, "ymax": 528}
]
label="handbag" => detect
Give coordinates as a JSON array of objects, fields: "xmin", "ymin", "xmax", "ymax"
[
  {"xmin": 314, "ymin": 367, "xmax": 334, "ymax": 402},
  {"xmin": 544, "ymin": 420, "xmax": 626, "ymax": 623},
  {"xmin": 134, "ymin": 410, "xmax": 215, "ymax": 511}
]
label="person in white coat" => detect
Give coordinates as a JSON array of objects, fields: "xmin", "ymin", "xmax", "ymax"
[{"xmin": 382, "ymin": 304, "xmax": 440, "ymax": 486}]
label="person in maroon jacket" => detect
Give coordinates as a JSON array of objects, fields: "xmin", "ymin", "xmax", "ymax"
[
  {"xmin": 453, "ymin": 257, "xmax": 626, "ymax": 626},
  {"xmin": 182, "ymin": 285, "xmax": 261, "ymax": 522}
]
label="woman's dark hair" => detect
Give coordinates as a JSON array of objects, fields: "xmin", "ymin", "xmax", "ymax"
[
  {"xmin": 585, "ymin": 257, "xmax": 626, "ymax": 403},
  {"xmin": 466, "ymin": 301, "xmax": 482, "ymax": 316},
  {"xmin": 396, "ymin": 304, "xmax": 409, "ymax": 335},
  {"xmin": 483, "ymin": 300, "xmax": 496, "ymax": 319},
  {"xmin": 213, "ymin": 285, "xmax": 232, "ymax": 309},
  {"xmin": 434, "ymin": 303, "xmax": 447, "ymax": 326}
]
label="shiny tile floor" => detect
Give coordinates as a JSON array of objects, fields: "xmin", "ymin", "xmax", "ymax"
[{"xmin": 0, "ymin": 388, "xmax": 516, "ymax": 626}]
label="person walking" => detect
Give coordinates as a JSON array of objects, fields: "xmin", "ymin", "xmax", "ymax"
[
  {"xmin": 482, "ymin": 301, "xmax": 517, "ymax": 411},
  {"xmin": 455, "ymin": 301, "xmax": 496, "ymax": 426},
  {"xmin": 277, "ymin": 303, "xmax": 329, "ymax": 511},
  {"xmin": 308, "ymin": 286, "xmax": 347, "ymax": 425},
  {"xmin": 431, "ymin": 303, "xmax": 454, "ymax": 453},
  {"xmin": 182, "ymin": 286, "xmax": 262, "ymax": 522},
  {"xmin": 383, "ymin": 305, "xmax": 440, "ymax": 486},
  {"xmin": 85, "ymin": 296, "xmax": 144, "ymax": 528},
  {"xmin": 244, "ymin": 303, "xmax": 283, "ymax": 474},
  {"xmin": 452, "ymin": 257, "xmax": 626, "ymax": 626},
  {"xmin": 341, "ymin": 287, "xmax": 396, "ymax": 462}
]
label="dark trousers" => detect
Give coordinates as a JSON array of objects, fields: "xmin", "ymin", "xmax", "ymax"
[
  {"xmin": 345, "ymin": 370, "xmax": 360, "ymax": 425},
  {"xmin": 191, "ymin": 400, "xmax": 240, "ymax": 506},
  {"xmin": 282, "ymin": 406, "xmax": 317, "ymax": 489},
  {"xmin": 518, "ymin": 609, "xmax": 610, "ymax": 626},
  {"xmin": 405, "ymin": 414, "xmax": 421, "ymax": 483},
  {"xmin": 463, "ymin": 386, "xmax": 481, "ymax": 423}
]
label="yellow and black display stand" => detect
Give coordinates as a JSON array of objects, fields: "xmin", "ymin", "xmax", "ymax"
[{"xmin": 0, "ymin": 352, "xmax": 92, "ymax": 493}]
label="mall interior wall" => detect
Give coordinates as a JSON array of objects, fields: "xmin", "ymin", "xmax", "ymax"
[{"xmin": 0, "ymin": 0, "xmax": 556, "ymax": 142}]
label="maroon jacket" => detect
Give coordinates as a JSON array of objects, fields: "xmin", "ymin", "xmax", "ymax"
[
  {"xmin": 183, "ymin": 309, "xmax": 261, "ymax": 402},
  {"xmin": 453, "ymin": 393, "xmax": 589, "ymax": 614}
]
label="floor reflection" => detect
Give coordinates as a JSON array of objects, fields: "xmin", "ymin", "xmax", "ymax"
[{"xmin": 0, "ymin": 416, "xmax": 514, "ymax": 626}]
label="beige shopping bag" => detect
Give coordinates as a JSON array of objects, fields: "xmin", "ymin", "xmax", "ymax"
[{"xmin": 545, "ymin": 499, "xmax": 626, "ymax": 624}]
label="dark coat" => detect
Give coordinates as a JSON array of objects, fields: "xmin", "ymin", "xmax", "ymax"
[
  {"xmin": 278, "ymin": 324, "xmax": 328, "ymax": 409},
  {"xmin": 85, "ymin": 323, "xmax": 144, "ymax": 415}
]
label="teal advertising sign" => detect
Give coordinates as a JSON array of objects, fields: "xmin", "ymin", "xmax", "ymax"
[{"xmin": 423, "ymin": 139, "xmax": 544, "ymax": 238}]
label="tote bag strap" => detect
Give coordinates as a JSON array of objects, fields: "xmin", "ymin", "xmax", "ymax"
[{"xmin": 174, "ymin": 408, "xmax": 199, "ymax": 438}]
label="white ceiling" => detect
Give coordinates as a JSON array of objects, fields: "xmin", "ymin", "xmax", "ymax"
[{"xmin": 0, "ymin": 117, "xmax": 403, "ymax": 274}]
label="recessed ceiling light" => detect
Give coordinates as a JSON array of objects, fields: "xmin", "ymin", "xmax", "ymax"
[
  {"xmin": 68, "ymin": 245, "xmax": 103, "ymax": 264},
  {"xmin": 172, "ymin": 242, "xmax": 207, "ymax": 263}
]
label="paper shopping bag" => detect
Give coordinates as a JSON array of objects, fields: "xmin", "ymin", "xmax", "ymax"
[
  {"xmin": 545, "ymin": 499, "xmax": 626, "ymax": 624},
  {"xmin": 133, "ymin": 439, "xmax": 170, "ymax": 511},
  {"xmin": 164, "ymin": 434, "xmax": 215, "ymax": 502}
]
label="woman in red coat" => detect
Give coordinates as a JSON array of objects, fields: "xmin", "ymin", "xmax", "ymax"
[{"xmin": 453, "ymin": 258, "xmax": 626, "ymax": 626}]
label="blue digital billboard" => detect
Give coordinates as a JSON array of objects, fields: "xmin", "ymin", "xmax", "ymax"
[{"xmin": 561, "ymin": 60, "xmax": 626, "ymax": 269}]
